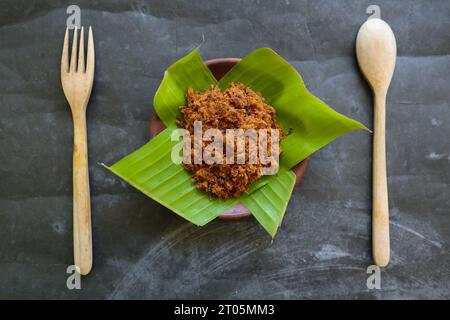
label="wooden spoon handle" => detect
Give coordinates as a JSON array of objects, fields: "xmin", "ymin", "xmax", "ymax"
[
  {"xmin": 72, "ymin": 112, "xmax": 92, "ymax": 275},
  {"xmin": 372, "ymin": 93, "xmax": 390, "ymax": 267}
]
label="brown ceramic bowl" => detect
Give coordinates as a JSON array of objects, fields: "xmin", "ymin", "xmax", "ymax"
[{"xmin": 149, "ymin": 58, "xmax": 309, "ymax": 220}]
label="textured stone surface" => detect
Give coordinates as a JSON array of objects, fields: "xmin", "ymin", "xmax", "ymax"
[{"xmin": 0, "ymin": 0, "xmax": 449, "ymax": 299}]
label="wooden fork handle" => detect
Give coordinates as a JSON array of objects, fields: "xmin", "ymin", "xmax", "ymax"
[
  {"xmin": 72, "ymin": 112, "xmax": 92, "ymax": 275},
  {"xmin": 372, "ymin": 92, "xmax": 390, "ymax": 267}
]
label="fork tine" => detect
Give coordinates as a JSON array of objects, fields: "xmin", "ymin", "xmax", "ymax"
[
  {"xmin": 70, "ymin": 27, "xmax": 78, "ymax": 73},
  {"xmin": 86, "ymin": 26, "xmax": 95, "ymax": 76},
  {"xmin": 61, "ymin": 27, "xmax": 69, "ymax": 73},
  {"xmin": 78, "ymin": 27, "xmax": 85, "ymax": 73}
]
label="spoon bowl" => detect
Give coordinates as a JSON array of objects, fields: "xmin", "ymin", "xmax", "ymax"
[{"xmin": 356, "ymin": 18, "xmax": 396, "ymax": 94}]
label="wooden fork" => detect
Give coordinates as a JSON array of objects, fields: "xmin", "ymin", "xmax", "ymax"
[{"xmin": 61, "ymin": 26, "xmax": 95, "ymax": 275}]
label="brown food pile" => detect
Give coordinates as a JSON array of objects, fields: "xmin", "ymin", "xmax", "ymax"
[{"xmin": 177, "ymin": 83, "xmax": 285, "ymax": 199}]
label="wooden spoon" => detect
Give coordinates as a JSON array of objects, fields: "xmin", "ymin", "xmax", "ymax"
[{"xmin": 356, "ymin": 18, "xmax": 396, "ymax": 267}]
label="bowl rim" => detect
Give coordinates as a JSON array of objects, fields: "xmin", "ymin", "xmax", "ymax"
[{"xmin": 205, "ymin": 57, "xmax": 241, "ymax": 65}]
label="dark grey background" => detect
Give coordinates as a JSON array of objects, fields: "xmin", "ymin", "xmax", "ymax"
[{"xmin": 0, "ymin": 0, "xmax": 448, "ymax": 299}]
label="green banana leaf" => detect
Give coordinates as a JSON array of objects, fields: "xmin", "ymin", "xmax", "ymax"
[
  {"xmin": 154, "ymin": 48, "xmax": 217, "ymax": 127},
  {"xmin": 105, "ymin": 125, "xmax": 238, "ymax": 226},
  {"xmin": 105, "ymin": 48, "xmax": 368, "ymax": 237},
  {"xmin": 242, "ymin": 169, "xmax": 296, "ymax": 237},
  {"xmin": 218, "ymin": 48, "xmax": 367, "ymax": 169}
]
